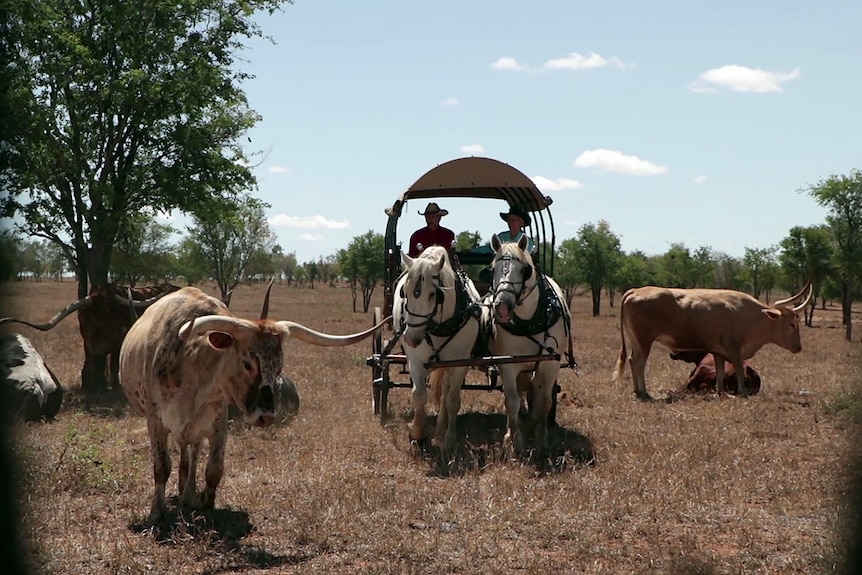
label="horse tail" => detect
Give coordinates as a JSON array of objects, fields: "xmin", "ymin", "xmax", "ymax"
[{"xmin": 613, "ymin": 288, "xmax": 634, "ymax": 385}]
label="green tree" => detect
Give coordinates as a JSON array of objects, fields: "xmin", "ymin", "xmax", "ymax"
[
  {"xmin": 0, "ymin": 230, "xmax": 23, "ymax": 282},
  {"xmin": 691, "ymin": 245, "xmax": 718, "ymax": 288},
  {"xmin": 175, "ymin": 236, "xmax": 208, "ymax": 286},
  {"xmin": 187, "ymin": 197, "xmax": 276, "ymax": 305},
  {"xmin": 337, "ymin": 231, "xmax": 385, "ymax": 312},
  {"xmin": 303, "ymin": 260, "xmax": 319, "ymax": 289},
  {"xmin": 111, "ymin": 212, "xmax": 176, "ymax": 286},
  {"xmin": 569, "ymin": 220, "xmax": 622, "ymax": 316},
  {"xmin": 741, "ymin": 246, "xmax": 778, "ymax": 301},
  {"xmin": 713, "ymin": 252, "xmax": 745, "ymax": 290},
  {"xmin": 656, "ymin": 243, "xmax": 697, "ymax": 288},
  {"xmin": 779, "ymin": 225, "xmax": 835, "ymax": 325},
  {"xmin": 1, "ymin": 0, "xmax": 288, "ymax": 300},
  {"xmin": 614, "ymin": 250, "xmax": 656, "ymax": 293},
  {"xmin": 281, "ymin": 251, "xmax": 298, "ymax": 286},
  {"xmin": 805, "ymin": 170, "xmax": 862, "ymax": 340}
]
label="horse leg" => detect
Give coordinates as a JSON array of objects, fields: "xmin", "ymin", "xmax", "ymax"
[
  {"xmin": 434, "ymin": 366, "xmax": 467, "ymax": 454},
  {"xmin": 530, "ymin": 364, "xmax": 560, "ymax": 452},
  {"xmin": 409, "ymin": 364, "xmax": 431, "ymax": 447},
  {"xmin": 499, "ymin": 365, "xmax": 526, "ymax": 456}
]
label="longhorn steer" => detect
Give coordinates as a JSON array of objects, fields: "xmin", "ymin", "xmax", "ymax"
[
  {"xmin": 119, "ymin": 285, "xmax": 388, "ymax": 523},
  {"xmin": 0, "ymin": 333, "xmax": 63, "ymax": 421},
  {"xmin": 613, "ymin": 283, "xmax": 812, "ymax": 399},
  {"xmin": 669, "ymin": 350, "xmax": 762, "ymax": 395},
  {"xmin": 0, "ymin": 283, "xmax": 180, "ymax": 392}
]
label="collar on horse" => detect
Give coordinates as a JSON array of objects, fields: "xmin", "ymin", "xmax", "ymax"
[{"xmin": 497, "ymin": 272, "xmax": 568, "ymax": 338}]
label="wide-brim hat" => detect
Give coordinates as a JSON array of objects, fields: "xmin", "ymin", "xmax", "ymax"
[
  {"xmin": 499, "ymin": 206, "xmax": 531, "ymax": 227},
  {"xmin": 419, "ymin": 202, "xmax": 449, "ymax": 217}
]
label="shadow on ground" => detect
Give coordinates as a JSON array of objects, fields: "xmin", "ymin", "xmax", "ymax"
[
  {"xmin": 129, "ymin": 504, "xmax": 309, "ymax": 572},
  {"xmin": 390, "ymin": 409, "xmax": 596, "ymax": 477}
]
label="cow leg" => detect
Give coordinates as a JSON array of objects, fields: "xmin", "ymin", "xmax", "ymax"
[
  {"xmin": 434, "ymin": 366, "xmax": 467, "ymax": 454},
  {"xmin": 178, "ymin": 441, "xmax": 201, "ymax": 508},
  {"xmin": 499, "ymin": 365, "xmax": 526, "ymax": 456},
  {"xmin": 199, "ymin": 420, "xmax": 227, "ymax": 511},
  {"xmin": 729, "ymin": 355, "xmax": 748, "ymax": 397},
  {"xmin": 629, "ymin": 340, "xmax": 652, "ymax": 400},
  {"xmin": 146, "ymin": 414, "xmax": 171, "ymax": 523},
  {"xmin": 714, "ymin": 355, "xmax": 726, "ymax": 395},
  {"xmin": 109, "ymin": 351, "xmax": 120, "ymax": 389}
]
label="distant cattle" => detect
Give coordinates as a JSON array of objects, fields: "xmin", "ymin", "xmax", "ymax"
[
  {"xmin": 669, "ymin": 350, "xmax": 762, "ymax": 395},
  {"xmin": 613, "ymin": 283, "xmax": 811, "ymax": 399},
  {"xmin": 119, "ymin": 284, "xmax": 388, "ymax": 523},
  {"xmin": 0, "ymin": 283, "xmax": 180, "ymax": 392},
  {"xmin": 0, "ymin": 333, "xmax": 63, "ymax": 421}
]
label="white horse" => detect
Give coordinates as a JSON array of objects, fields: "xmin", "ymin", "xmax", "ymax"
[
  {"xmin": 486, "ymin": 234, "xmax": 572, "ymax": 455},
  {"xmin": 393, "ymin": 245, "xmax": 482, "ymax": 454}
]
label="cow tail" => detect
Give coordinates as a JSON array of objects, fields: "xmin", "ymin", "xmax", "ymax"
[{"xmin": 613, "ymin": 289, "xmax": 633, "ymax": 384}]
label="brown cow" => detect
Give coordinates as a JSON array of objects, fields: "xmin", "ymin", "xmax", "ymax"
[
  {"xmin": 669, "ymin": 350, "xmax": 762, "ymax": 395},
  {"xmin": 613, "ymin": 283, "xmax": 811, "ymax": 399},
  {"xmin": 119, "ymin": 285, "xmax": 389, "ymax": 524},
  {"xmin": 0, "ymin": 283, "xmax": 180, "ymax": 392}
]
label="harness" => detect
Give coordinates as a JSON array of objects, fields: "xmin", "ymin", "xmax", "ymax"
[
  {"xmin": 491, "ymin": 254, "xmax": 578, "ymax": 371},
  {"xmin": 398, "ymin": 266, "xmax": 482, "ymax": 369}
]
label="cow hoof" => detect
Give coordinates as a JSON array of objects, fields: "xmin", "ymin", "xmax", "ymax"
[{"xmin": 635, "ymin": 391, "xmax": 653, "ymax": 402}]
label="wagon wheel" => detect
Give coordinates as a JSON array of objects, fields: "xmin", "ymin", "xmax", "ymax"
[{"xmin": 371, "ymin": 306, "xmax": 383, "ymax": 415}]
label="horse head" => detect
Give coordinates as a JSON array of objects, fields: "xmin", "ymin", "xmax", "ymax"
[{"xmin": 490, "ymin": 234, "xmax": 536, "ymax": 324}]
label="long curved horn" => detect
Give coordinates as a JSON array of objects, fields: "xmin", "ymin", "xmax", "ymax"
[
  {"xmin": 0, "ymin": 297, "xmax": 94, "ymax": 331},
  {"xmin": 792, "ymin": 283, "xmax": 814, "ymax": 312},
  {"xmin": 112, "ymin": 291, "xmax": 172, "ymax": 309},
  {"xmin": 126, "ymin": 288, "xmax": 139, "ymax": 321},
  {"xmin": 774, "ymin": 282, "xmax": 811, "ymax": 307},
  {"xmin": 260, "ymin": 278, "xmax": 275, "ymax": 320},
  {"xmin": 276, "ymin": 316, "xmax": 392, "ymax": 347}
]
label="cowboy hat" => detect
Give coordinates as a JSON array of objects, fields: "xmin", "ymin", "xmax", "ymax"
[
  {"xmin": 499, "ymin": 206, "xmax": 531, "ymax": 227},
  {"xmin": 418, "ymin": 202, "xmax": 449, "ymax": 217}
]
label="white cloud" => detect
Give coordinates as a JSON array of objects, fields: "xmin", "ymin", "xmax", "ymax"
[
  {"xmin": 460, "ymin": 144, "xmax": 485, "ymax": 154},
  {"xmin": 531, "ymin": 175, "xmax": 583, "ymax": 192},
  {"xmin": 268, "ymin": 214, "xmax": 350, "ymax": 229},
  {"xmin": 543, "ymin": 52, "xmax": 632, "ymax": 70},
  {"xmin": 490, "ymin": 56, "xmax": 525, "ymax": 71},
  {"xmin": 610, "ymin": 56, "xmax": 635, "ymax": 70},
  {"xmin": 574, "ymin": 149, "xmax": 668, "ymax": 176},
  {"xmin": 689, "ymin": 65, "xmax": 801, "ymax": 93},
  {"xmin": 544, "ymin": 51, "xmax": 608, "ymax": 70},
  {"xmin": 442, "ymin": 97, "xmax": 460, "ymax": 106},
  {"xmin": 299, "ymin": 233, "xmax": 324, "ymax": 241},
  {"xmin": 693, "ymin": 175, "xmax": 708, "ymax": 184},
  {"xmin": 267, "ymin": 165, "xmax": 290, "ymax": 174}
]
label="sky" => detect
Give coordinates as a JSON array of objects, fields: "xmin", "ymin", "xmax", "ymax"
[{"xmin": 173, "ymin": 0, "xmax": 861, "ymax": 264}]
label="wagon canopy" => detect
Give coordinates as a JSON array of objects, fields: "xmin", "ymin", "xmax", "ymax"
[{"xmin": 385, "ymin": 156, "xmax": 553, "ymax": 216}]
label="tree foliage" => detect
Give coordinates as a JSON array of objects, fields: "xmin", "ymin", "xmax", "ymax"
[
  {"xmin": 805, "ymin": 170, "xmax": 862, "ymax": 340},
  {"xmin": 186, "ymin": 196, "xmax": 276, "ymax": 305},
  {"xmin": 111, "ymin": 212, "xmax": 176, "ymax": 285},
  {"xmin": 2, "ymin": 0, "xmax": 289, "ymax": 298},
  {"xmin": 561, "ymin": 220, "xmax": 622, "ymax": 316},
  {"xmin": 337, "ymin": 231, "xmax": 384, "ymax": 313}
]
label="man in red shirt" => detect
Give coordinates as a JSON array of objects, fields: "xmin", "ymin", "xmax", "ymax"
[{"xmin": 408, "ymin": 202, "xmax": 455, "ymax": 257}]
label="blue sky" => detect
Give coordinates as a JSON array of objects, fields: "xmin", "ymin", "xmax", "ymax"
[{"xmin": 201, "ymin": 0, "xmax": 861, "ymax": 264}]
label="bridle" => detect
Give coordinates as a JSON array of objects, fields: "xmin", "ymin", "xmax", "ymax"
[
  {"xmin": 402, "ymin": 273, "xmax": 447, "ymax": 329},
  {"xmin": 492, "ymin": 253, "xmax": 537, "ymax": 306}
]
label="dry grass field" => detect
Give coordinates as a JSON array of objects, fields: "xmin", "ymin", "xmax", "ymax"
[{"xmin": 1, "ymin": 280, "xmax": 861, "ymax": 574}]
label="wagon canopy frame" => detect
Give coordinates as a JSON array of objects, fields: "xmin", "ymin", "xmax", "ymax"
[{"xmin": 383, "ymin": 156, "xmax": 557, "ymax": 282}]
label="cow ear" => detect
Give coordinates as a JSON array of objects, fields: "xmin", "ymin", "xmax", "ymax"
[
  {"xmin": 762, "ymin": 308, "xmax": 782, "ymax": 320},
  {"xmin": 207, "ymin": 331, "xmax": 234, "ymax": 350}
]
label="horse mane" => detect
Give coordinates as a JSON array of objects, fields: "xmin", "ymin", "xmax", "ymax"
[
  {"xmin": 496, "ymin": 241, "xmax": 535, "ymax": 268},
  {"xmin": 408, "ymin": 246, "xmax": 456, "ymax": 289}
]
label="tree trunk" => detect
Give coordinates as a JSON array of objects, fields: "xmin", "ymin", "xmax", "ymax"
[
  {"xmin": 843, "ymin": 280, "xmax": 853, "ymax": 341},
  {"xmin": 591, "ymin": 286, "xmax": 601, "ymax": 317}
]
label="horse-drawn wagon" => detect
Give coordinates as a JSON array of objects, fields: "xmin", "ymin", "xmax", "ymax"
[{"xmin": 366, "ymin": 156, "xmax": 578, "ymax": 454}]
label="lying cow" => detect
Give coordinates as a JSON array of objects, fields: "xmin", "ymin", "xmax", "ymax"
[
  {"xmin": 669, "ymin": 350, "xmax": 762, "ymax": 395},
  {"xmin": 613, "ymin": 283, "xmax": 811, "ymax": 399},
  {"xmin": 119, "ymin": 285, "xmax": 389, "ymax": 524},
  {"xmin": 0, "ymin": 333, "xmax": 63, "ymax": 421}
]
